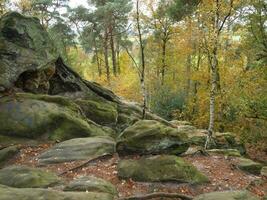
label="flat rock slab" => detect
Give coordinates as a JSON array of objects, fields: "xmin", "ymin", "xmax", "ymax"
[
  {"xmin": 64, "ymin": 176, "xmax": 117, "ymax": 196},
  {"xmin": 116, "ymin": 120, "xmax": 189, "ymax": 156},
  {"xmin": 0, "ymin": 184, "xmax": 113, "ymax": 200},
  {"xmin": 207, "ymin": 149, "xmax": 241, "ymax": 157},
  {"xmin": 0, "ymin": 165, "xmax": 61, "ymax": 188},
  {"xmin": 118, "ymin": 155, "xmax": 209, "ymax": 184},
  {"xmin": 193, "ymin": 190, "xmax": 260, "ymax": 200},
  {"xmin": 236, "ymin": 158, "xmax": 263, "ymax": 175},
  {"xmin": 38, "ymin": 137, "xmax": 116, "ymax": 164},
  {"xmin": 0, "ymin": 145, "xmax": 19, "ymax": 165}
]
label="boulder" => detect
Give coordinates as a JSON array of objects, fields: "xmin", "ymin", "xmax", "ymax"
[
  {"xmin": 0, "ymin": 165, "xmax": 61, "ymax": 188},
  {"xmin": 75, "ymin": 99, "xmax": 118, "ymax": 126},
  {"xmin": 261, "ymin": 166, "xmax": 267, "ymax": 177},
  {"xmin": 0, "ymin": 145, "xmax": 19, "ymax": 165},
  {"xmin": 193, "ymin": 190, "xmax": 259, "ymax": 200},
  {"xmin": 0, "ymin": 12, "xmax": 58, "ymax": 92},
  {"xmin": 0, "ymin": 184, "xmax": 113, "ymax": 200},
  {"xmin": 0, "ymin": 93, "xmax": 113, "ymax": 141},
  {"xmin": 64, "ymin": 176, "xmax": 117, "ymax": 196},
  {"xmin": 116, "ymin": 120, "xmax": 189, "ymax": 156},
  {"xmin": 118, "ymin": 155, "xmax": 209, "ymax": 184},
  {"xmin": 38, "ymin": 137, "xmax": 115, "ymax": 164},
  {"xmin": 236, "ymin": 158, "xmax": 263, "ymax": 175}
]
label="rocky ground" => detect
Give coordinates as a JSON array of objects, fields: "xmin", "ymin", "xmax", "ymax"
[{"xmin": 0, "ymin": 143, "xmax": 266, "ymax": 199}]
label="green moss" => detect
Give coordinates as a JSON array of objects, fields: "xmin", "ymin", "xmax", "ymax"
[
  {"xmin": 0, "ymin": 165, "xmax": 61, "ymax": 188},
  {"xmin": 237, "ymin": 158, "xmax": 263, "ymax": 175},
  {"xmin": 0, "ymin": 93, "xmax": 110, "ymax": 141},
  {"xmin": 75, "ymin": 99, "xmax": 118, "ymax": 126}
]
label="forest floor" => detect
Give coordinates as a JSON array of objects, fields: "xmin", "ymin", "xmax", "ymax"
[{"xmin": 5, "ymin": 143, "xmax": 267, "ymax": 199}]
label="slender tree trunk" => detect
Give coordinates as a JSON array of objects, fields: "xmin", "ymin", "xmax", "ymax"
[
  {"xmin": 185, "ymin": 55, "xmax": 191, "ymax": 102},
  {"xmin": 161, "ymin": 39, "xmax": 167, "ymax": 85},
  {"xmin": 136, "ymin": 0, "xmax": 146, "ymax": 119},
  {"xmin": 93, "ymin": 37, "xmax": 102, "ymax": 77},
  {"xmin": 104, "ymin": 28, "xmax": 110, "ymax": 84},
  {"xmin": 116, "ymin": 42, "xmax": 121, "ymax": 74},
  {"xmin": 110, "ymin": 28, "xmax": 117, "ymax": 76}
]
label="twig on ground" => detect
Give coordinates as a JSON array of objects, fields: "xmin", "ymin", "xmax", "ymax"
[{"xmin": 58, "ymin": 154, "xmax": 112, "ymax": 176}]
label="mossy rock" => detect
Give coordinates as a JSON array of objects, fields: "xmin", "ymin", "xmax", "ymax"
[
  {"xmin": 0, "ymin": 93, "xmax": 112, "ymax": 141},
  {"xmin": 118, "ymin": 155, "xmax": 209, "ymax": 184},
  {"xmin": 193, "ymin": 190, "xmax": 260, "ymax": 200},
  {"xmin": 0, "ymin": 145, "xmax": 19, "ymax": 165},
  {"xmin": 0, "ymin": 165, "xmax": 61, "ymax": 188},
  {"xmin": 237, "ymin": 158, "xmax": 263, "ymax": 175},
  {"xmin": 64, "ymin": 176, "xmax": 117, "ymax": 196},
  {"xmin": 116, "ymin": 120, "xmax": 190, "ymax": 156},
  {"xmin": 207, "ymin": 149, "xmax": 241, "ymax": 157},
  {"xmin": 0, "ymin": 184, "xmax": 113, "ymax": 200},
  {"xmin": 38, "ymin": 137, "xmax": 116, "ymax": 164},
  {"xmin": 261, "ymin": 166, "xmax": 267, "ymax": 177},
  {"xmin": 170, "ymin": 120, "xmax": 192, "ymax": 126},
  {"xmin": 0, "ymin": 12, "xmax": 59, "ymax": 91},
  {"xmin": 75, "ymin": 99, "xmax": 118, "ymax": 126}
]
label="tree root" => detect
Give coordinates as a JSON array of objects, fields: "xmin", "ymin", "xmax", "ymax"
[
  {"xmin": 117, "ymin": 192, "xmax": 193, "ymax": 200},
  {"xmin": 58, "ymin": 154, "xmax": 112, "ymax": 176}
]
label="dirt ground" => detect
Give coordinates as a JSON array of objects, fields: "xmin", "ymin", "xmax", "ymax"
[{"xmin": 4, "ymin": 143, "xmax": 267, "ymax": 199}]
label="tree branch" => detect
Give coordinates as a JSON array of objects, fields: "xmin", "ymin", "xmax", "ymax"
[{"xmin": 118, "ymin": 192, "xmax": 193, "ymax": 200}]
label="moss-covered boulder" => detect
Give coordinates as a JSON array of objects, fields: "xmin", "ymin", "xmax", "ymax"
[
  {"xmin": 64, "ymin": 176, "xmax": 117, "ymax": 196},
  {"xmin": 38, "ymin": 137, "xmax": 115, "ymax": 164},
  {"xmin": 261, "ymin": 166, "xmax": 267, "ymax": 177},
  {"xmin": 0, "ymin": 184, "xmax": 113, "ymax": 200},
  {"xmin": 236, "ymin": 158, "xmax": 263, "ymax": 175},
  {"xmin": 75, "ymin": 99, "xmax": 118, "ymax": 126},
  {"xmin": 193, "ymin": 190, "xmax": 260, "ymax": 200},
  {"xmin": 0, "ymin": 12, "xmax": 58, "ymax": 91},
  {"xmin": 0, "ymin": 145, "xmax": 19, "ymax": 165},
  {"xmin": 0, "ymin": 165, "xmax": 61, "ymax": 188},
  {"xmin": 170, "ymin": 120, "xmax": 192, "ymax": 126},
  {"xmin": 116, "ymin": 120, "xmax": 189, "ymax": 156},
  {"xmin": 118, "ymin": 155, "xmax": 209, "ymax": 184},
  {"xmin": 0, "ymin": 93, "xmax": 113, "ymax": 141}
]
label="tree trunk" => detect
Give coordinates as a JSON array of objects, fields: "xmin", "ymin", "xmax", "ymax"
[
  {"xmin": 185, "ymin": 54, "xmax": 191, "ymax": 102},
  {"xmin": 161, "ymin": 40, "xmax": 166, "ymax": 85},
  {"xmin": 104, "ymin": 28, "xmax": 110, "ymax": 84},
  {"xmin": 136, "ymin": 0, "xmax": 146, "ymax": 119},
  {"xmin": 93, "ymin": 37, "xmax": 102, "ymax": 77},
  {"xmin": 116, "ymin": 42, "xmax": 121, "ymax": 74},
  {"xmin": 110, "ymin": 28, "xmax": 117, "ymax": 76}
]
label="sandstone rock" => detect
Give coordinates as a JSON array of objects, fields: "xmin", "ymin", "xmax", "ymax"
[
  {"xmin": 0, "ymin": 165, "xmax": 61, "ymax": 188},
  {"xmin": 118, "ymin": 155, "xmax": 209, "ymax": 184},
  {"xmin": 193, "ymin": 190, "xmax": 259, "ymax": 200},
  {"xmin": 0, "ymin": 12, "xmax": 58, "ymax": 91},
  {"xmin": 64, "ymin": 176, "xmax": 117, "ymax": 196},
  {"xmin": 236, "ymin": 158, "xmax": 263, "ymax": 175},
  {"xmin": 0, "ymin": 93, "xmax": 113, "ymax": 141},
  {"xmin": 261, "ymin": 166, "xmax": 267, "ymax": 177},
  {"xmin": 0, "ymin": 145, "xmax": 19, "ymax": 165},
  {"xmin": 116, "ymin": 120, "xmax": 189, "ymax": 156},
  {"xmin": 0, "ymin": 184, "xmax": 113, "ymax": 200},
  {"xmin": 38, "ymin": 137, "xmax": 115, "ymax": 164}
]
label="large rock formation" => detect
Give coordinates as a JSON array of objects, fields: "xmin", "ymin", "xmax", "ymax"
[{"xmin": 0, "ymin": 12, "xmax": 172, "ymax": 143}]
